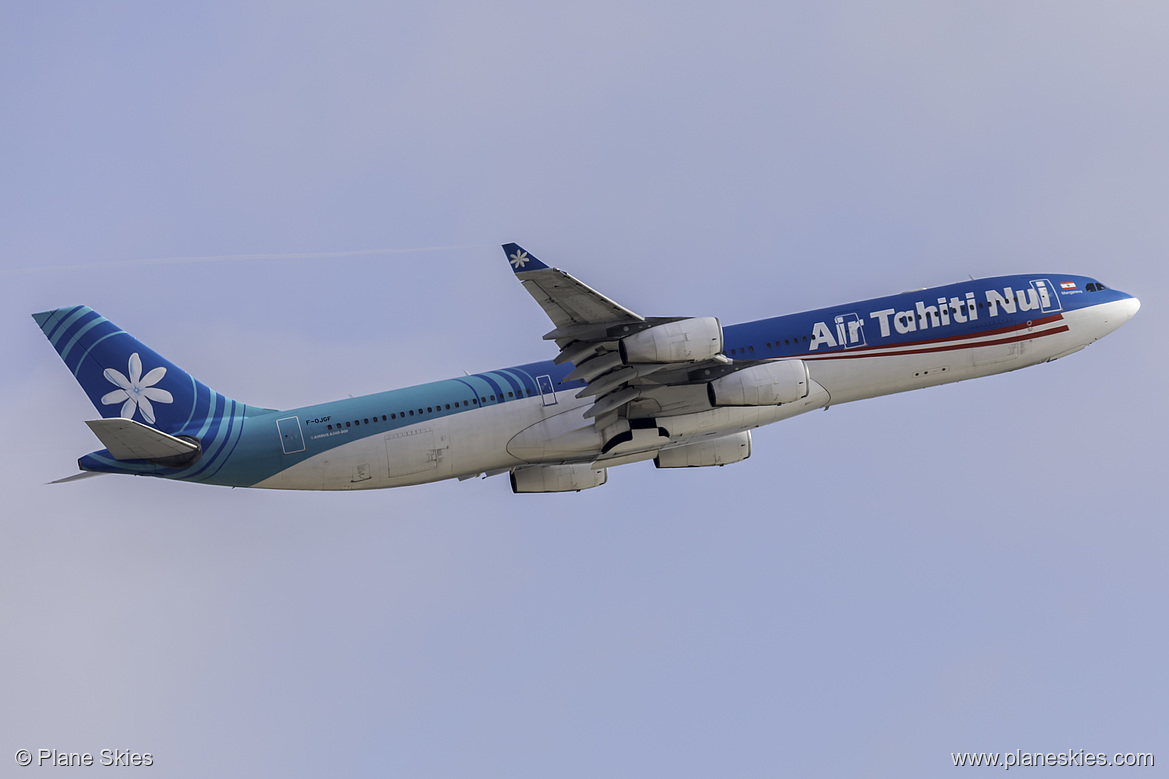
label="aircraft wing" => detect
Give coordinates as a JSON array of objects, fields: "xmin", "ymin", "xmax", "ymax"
[
  {"xmin": 503, "ymin": 243, "xmax": 733, "ymax": 437},
  {"xmin": 503, "ymin": 242, "xmax": 644, "ymax": 338}
]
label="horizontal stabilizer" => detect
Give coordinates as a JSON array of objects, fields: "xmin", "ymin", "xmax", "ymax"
[
  {"xmin": 47, "ymin": 471, "xmax": 108, "ymax": 485},
  {"xmin": 85, "ymin": 417, "xmax": 199, "ymax": 461}
]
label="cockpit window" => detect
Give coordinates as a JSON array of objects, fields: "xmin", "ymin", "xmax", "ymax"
[{"xmin": 1086, "ymin": 282, "xmax": 1108, "ymax": 292}]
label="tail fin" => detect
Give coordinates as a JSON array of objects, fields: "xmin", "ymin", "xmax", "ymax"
[{"xmin": 32, "ymin": 306, "xmax": 263, "ymax": 435}]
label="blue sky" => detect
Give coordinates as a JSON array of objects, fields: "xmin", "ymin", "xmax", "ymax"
[{"xmin": 2, "ymin": 2, "xmax": 1165, "ymax": 776}]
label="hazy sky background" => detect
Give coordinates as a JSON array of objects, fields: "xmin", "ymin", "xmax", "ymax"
[{"xmin": 2, "ymin": 2, "xmax": 1166, "ymax": 776}]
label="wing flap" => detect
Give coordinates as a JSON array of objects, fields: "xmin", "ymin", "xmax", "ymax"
[
  {"xmin": 584, "ymin": 387, "xmax": 641, "ymax": 419},
  {"xmin": 565, "ymin": 352, "xmax": 623, "ymax": 383},
  {"xmin": 85, "ymin": 417, "xmax": 199, "ymax": 461}
]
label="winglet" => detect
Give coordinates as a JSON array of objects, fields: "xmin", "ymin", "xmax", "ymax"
[{"xmin": 502, "ymin": 243, "xmax": 549, "ymax": 273}]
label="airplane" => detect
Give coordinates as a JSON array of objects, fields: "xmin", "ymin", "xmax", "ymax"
[{"xmin": 33, "ymin": 244, "xmax": 1139, "ymax": 493}]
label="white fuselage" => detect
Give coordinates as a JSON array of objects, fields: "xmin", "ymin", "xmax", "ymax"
[{"xmin": 255, "ymin": 297, "xmax": 1137, "ymax": 491}]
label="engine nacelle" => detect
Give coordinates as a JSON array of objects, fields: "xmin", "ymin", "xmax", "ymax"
[
  {"xmin": 707, "ymin": 360, "xmax": 809, "ymax": 406},
  {"xmin": 510, "ymin": 464, "xmax": 608, "ymax": 493},
  {"xmin": 654, "ymin": 431, "xmax": 751, "ymax": 468},
  {"xmin": 619, "ymin": 317, "xmax": 723, "ymax": 364}
]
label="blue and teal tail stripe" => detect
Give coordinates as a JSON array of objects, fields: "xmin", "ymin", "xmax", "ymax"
[{"xmin": 32, "ymin": 306, "xmax": 268, "ymax": 436}]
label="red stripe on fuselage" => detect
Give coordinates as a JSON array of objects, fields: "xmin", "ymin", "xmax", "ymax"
[{"xmin": 800, "ymin": 316, "xmax": 1069, "ymax": 361}]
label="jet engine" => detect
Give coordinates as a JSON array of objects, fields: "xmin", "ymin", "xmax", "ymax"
[
  {"xmin": 619, "ymin": 317, "xmax": 723, "ymax": 364},
  {"xmin": 707, "ymin": 360, "xmax": 809, "ymax": 406},
  {"xmin": 510, "ymin": 464, "xmax": 608, "ymax": 493},
  {"xmin": 654, "ymin": 431, "xmax": 752, "ymax": 468}
]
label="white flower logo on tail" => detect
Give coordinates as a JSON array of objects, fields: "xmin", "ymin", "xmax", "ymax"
[
  {"xmin": 509, "ymin": 251, "xmax": 530, "ymax": 269},
  {"xmin": 101, "ymin": 353, "xmax": 173, "ymax": 424}
]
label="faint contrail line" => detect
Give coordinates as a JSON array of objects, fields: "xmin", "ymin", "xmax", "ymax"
[{"xmin": 1, "ymin": 244, "xmax": 484, "ymax": 276}]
